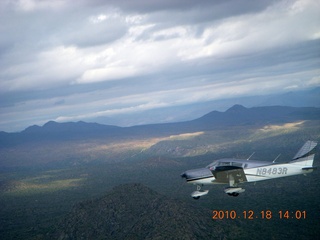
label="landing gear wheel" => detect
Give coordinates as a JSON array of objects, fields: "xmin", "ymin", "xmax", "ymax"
[
  {"xmin": 191, "ymin": 186, "xmax": 209, "ymax": 199},
  {"xmin": 227, "ymin": 192, "xmax": 239, "ymax": 197},
  {"xmin": 224, "ymin": 187, "xmax": 245, "ymax": 196}
]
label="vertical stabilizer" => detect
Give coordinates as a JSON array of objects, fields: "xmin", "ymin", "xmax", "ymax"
[{"xmin": 292, "ymin": 141, "xmax": 317, "ymax": 160}]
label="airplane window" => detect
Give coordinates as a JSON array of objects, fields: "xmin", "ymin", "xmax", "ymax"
[
  {"xmin": 207, "ymin": 161, "xmax": 219, "ymax": 168},
  {"xmin": 232, "ymin": 162, "xmax": 243, "ymax": 167},
  {"xmin": 219, "ymin": 162, "xmax": 231, "ymax": 166}
]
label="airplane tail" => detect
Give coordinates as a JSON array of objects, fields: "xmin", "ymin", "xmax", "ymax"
[{"xmin": 290, "ymin": 140, "xmax": 317, "ymax": 167}]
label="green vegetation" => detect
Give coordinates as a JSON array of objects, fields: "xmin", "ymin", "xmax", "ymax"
[{"xmin": 0, "ymin": 120, "xmax": 320, "ymax": 239}]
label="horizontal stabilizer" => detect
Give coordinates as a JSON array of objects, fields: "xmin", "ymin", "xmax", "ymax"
[
  {"xmin": 293, "ymin": 141, "xmax": 317, "ymax": 160},
  {"xmin": 302, "ymin": 167, "xmax": 317, "ymax": 171}
]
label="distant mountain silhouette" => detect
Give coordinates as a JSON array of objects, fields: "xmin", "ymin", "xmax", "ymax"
[
  {"xmin": 86, "ymin": 87, "xmax": 320, "ymax": 127},
  {"xmin": 23, "ymin": 121, "xmax": 120, "ymax": 135},
  {"xmin": 187, "ymin": 105, "xmax": 320, "ymax": 131},
  {"xmin": 1, "ymin": 105, "xmax": 320, "ymax": 147},
  {"xmin": 0, "ymin": 121, "xmax": 122, "ymax": 147},
  {"xmin": 257, "ymin": 87, "xmax": 320, "ymax": 107},
  {"xmin": 51, "ymin": 183, "xmax": 224, "ymax": 239}
]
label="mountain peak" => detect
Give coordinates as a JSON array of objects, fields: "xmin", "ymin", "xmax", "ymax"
[
  {"xmin": 226, "ymin": 104, "xmax": 247, "ymax": 113},
  {"xmin": 43, "ymin": 121, "xmax": 58, "ymax": 128},
  {"xmin": 52, "ymin": 183, "xmax": 221, "ymax": 239}
]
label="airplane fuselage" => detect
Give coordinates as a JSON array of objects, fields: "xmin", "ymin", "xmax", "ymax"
[
  {"xmin": 244, "ymin": 162, "xmax": 314, "ymax": 182},
  {"xmin": 181, "ymin": 141, "xmax": 317, "ymax": 198},
  {"xmin": 183, "ymin": 155, "xmax": 315, "ymax": 186}
]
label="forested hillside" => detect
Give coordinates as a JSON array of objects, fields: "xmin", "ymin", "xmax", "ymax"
[{"xmin": 0, "ymin": 105, "xmax": 319, "ymax": 239}]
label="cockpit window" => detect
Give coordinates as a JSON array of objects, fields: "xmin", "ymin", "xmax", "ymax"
[
  {"xmin": 207, "ymin": 161, "xmax": 244, "ymax": 169},
  {"xmin": 219, "ymin": 162, "xmax": 231, "ymax": 166},
  {"xmin": 231, "ymin": 162, "xmax": 243, "ymax": 167},
  {"xmin": 206, "ymin": 161, "xmax": 219, "ymax": 168}
]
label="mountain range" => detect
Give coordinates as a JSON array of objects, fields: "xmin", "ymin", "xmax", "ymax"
[
  {"xmin": 88, "ymin": 87, "xmax": 320, "ymax": 127},
  {"xmin": 1, "ymin": 104, "xmax": 320, "ymax": 147},
  {"xmin": 1, "ymin": 104, "xmax": 320, "ymax": 239}
]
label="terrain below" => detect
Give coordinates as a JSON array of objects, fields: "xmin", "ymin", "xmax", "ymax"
[{"xmin": 0, "ymin": 105, "xmax": 319, "ymax": 239}]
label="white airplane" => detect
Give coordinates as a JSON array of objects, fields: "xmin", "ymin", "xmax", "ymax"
[{"xmin": 181, "ymin": 141, "xmax": 317, "ymax": 199}]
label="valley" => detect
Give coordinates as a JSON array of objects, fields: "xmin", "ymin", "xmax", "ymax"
[{"xmin": 0, "ymin": 106, "xmax": 320, "ymax": 239}]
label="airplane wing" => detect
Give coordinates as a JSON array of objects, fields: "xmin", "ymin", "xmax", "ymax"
[{"xmin": 213, "ymin": 167, "xmax": 247, "ymax": 184}]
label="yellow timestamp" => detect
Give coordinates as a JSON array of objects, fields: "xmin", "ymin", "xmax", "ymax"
[{"xmin": 212, "ymin": 210, "xmax": 307, "ymax": 220}]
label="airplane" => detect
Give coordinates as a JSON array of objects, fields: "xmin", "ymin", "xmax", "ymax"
[{"xmin": 181, "ymin": 140, "xmax": 317, "ymax": 199}]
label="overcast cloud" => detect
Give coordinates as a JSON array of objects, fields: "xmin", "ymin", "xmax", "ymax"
[{"xmin": 0, "ymin": 0, "xmax": 319, "ymax": 132}]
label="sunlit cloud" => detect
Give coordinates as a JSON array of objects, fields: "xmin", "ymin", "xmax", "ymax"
[
  {"xmin": 0, "ymin": 0, "xmax": 319, "ymax": 131},
  {"xmin": 13, "ymin": 0, "xmax": 66, "ymax": 12}
]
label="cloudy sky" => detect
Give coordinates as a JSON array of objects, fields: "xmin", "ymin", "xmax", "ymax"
[{"xmin": 0, "ymin": 0, "xmax": 319, "ymax": 132}]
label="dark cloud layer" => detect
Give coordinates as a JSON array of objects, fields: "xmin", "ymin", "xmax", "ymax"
[
  {"xmin": 99, "ymin": 0, "xmax": 272, "ymax": 15},
  {"xmin": 0, "ymin": 0, "xmax": 319, "ymax": 132}
]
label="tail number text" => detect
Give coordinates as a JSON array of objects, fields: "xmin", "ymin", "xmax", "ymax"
[{"xmin": 256, "ymin": 167, "xmax": 287, "ymax": 175}]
